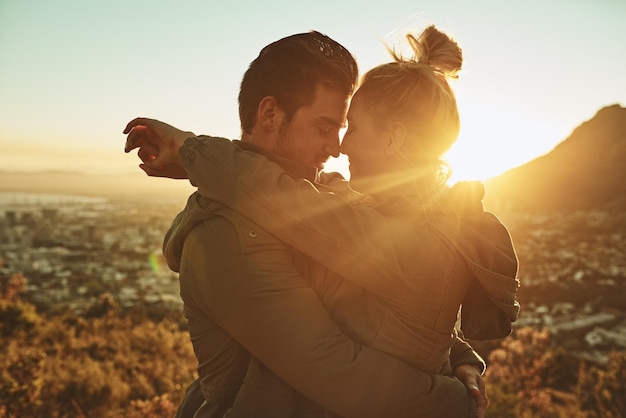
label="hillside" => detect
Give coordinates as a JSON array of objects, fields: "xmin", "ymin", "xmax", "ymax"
[
  {"xmin": 484, "ymin": 104, "xmax": 626, "ymax": 213},
  {"xmin": 0, "ymin": 170, "xmax": 194, "ymax": 201}
]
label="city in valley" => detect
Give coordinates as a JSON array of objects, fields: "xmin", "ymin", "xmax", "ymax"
[{"xmin": 1, "ymin": 191, "xmax": 625, "ymax": 366}]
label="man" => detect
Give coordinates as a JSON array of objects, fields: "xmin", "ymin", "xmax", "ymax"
[{"xmin": 125, "ymin": 31, "xmax": 487, "ymax": 417}]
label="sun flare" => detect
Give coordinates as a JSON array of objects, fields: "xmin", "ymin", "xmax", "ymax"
[{"xmin": 445, "ymin": 94, "xmax": 564, "ymax": 183}]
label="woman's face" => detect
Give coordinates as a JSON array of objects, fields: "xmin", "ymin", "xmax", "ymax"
[{"xmin": 340, "ymin": 92, "xmax": 392, "ymax": 194}]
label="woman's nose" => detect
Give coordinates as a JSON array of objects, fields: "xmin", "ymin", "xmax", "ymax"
[{"xmin": 340, "ymin": 135, "xmax": 350, "ymax": 156}]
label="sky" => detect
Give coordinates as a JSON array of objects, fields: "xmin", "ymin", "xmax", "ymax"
[{"xmin": 1, "ymin": 0, "xmax": 625, "ymax": 183}]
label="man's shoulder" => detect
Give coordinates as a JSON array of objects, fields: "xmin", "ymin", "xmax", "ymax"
[{"xmin": 190, "ymin": 204, "xmax": 288, "ymax": 253}]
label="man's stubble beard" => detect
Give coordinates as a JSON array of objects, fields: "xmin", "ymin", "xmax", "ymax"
[
  {"xmin": 275, "ymin": 122, "xmax": 299, "ymax": 163},
  {"xmin": 276, "ymin": 121, "xmax": 329, "ymax": 170}
]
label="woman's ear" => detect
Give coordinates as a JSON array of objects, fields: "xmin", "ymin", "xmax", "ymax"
[
  {"xmin": 385, "ymin": 122, "xmax": 407, "ymax": 156},
  {"xmin": 257, "ymin": 96, "xmax": 282, "ymax": 132}
]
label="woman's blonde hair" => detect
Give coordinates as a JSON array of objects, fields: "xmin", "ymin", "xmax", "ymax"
[{"xmin": 357, "ymin": 25, "xmax": 462, "ymax": 189}]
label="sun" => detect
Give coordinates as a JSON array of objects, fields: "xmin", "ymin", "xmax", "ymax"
[
  {"xmin": 325, "ymin": 99, "xmax": 563, "ymax": 185},
  {"xmin": 445, "ymin": 95, "xmax": 564, "ymax": 184},
  {"xmin": 445, "ymin": 139, "xmax": 508, "ymax": 184}
]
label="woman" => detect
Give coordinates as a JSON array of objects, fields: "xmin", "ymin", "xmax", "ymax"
[{"xmin": 127, "ymin": 25, "xmax": 519, "ymax": 416}]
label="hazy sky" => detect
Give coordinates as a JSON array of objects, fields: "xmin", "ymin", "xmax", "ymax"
[{"xmin": 1, "ymin": 0, "xmax": 624, "ymax": 181}]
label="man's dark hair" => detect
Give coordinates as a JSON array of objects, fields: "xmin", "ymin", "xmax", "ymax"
[{"xmin": 238, "ymin": 31, "xmax": 358, "ymax": 134}]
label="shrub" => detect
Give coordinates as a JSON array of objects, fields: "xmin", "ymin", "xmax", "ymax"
[{"xmin": 0, "ymin": 293, "xmax": 196, "ymax": 417}]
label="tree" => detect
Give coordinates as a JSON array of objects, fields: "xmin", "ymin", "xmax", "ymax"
[
  {"xmin": 577, "ymin": 351, "xmax": 626, "ymax": 418},
  {"xmin": 1, "ymin": 281, "xmax": 196, "ymax": 417},
  {"xmin": 485, "ymin": 327, "xmax": 567, "ymax": 418}
]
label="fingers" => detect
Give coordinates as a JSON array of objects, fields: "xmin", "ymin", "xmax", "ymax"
[
  {"xmin": 139, "ymin": 146, "xmax": 174, "ymax": 170},
  {"xmin": 124, "ymin": 117, "xmax": 160, "ymax": 153},
  {"xmin": 124, "ymin": 117, "xmax": 190, "ymax": 179},
  {"xmin": 139, "ymin": 163, "xmax": 167, "ymax": 177},
  {"xmin": 137, "ymin": 143, "xmax": 160, "ymax": 164},
  {"xmin": 139, "ymin": 163, "xmax": 189, "ymax": 179},
  {"xmin": 123, "ymin": 117, "xmax": 153, "ymax": 134},
  {"xmin": 454, "ymin": 364, "xmax": 488, "ymax": 418},
  {"xmin": 124, "ymin": 125, "xmax": 149, "ymax": 153},
  {"xmin": 139, "ymin": 163, "xmax": 178, "ymax": 178},
  {"xmin": 471, "ymin": 376, "xmax": 488, "ymax": 418},
  {"xmin": 477, "ymin": 376, "xmax": 489, "ymax": 414},
  {"xmin": 474, "ymin": 393, "xmax": 486, "ymax": 418}
]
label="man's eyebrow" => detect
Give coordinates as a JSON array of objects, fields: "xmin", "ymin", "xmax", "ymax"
[{"xmin": 317, "ymin": 116, "xmax": 346, "ymax": 129}]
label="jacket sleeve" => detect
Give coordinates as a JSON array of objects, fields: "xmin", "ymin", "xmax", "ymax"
[
  {"xmin": 181, "ymin": 214, "xmax": 475, "ymax": 418},
  {"xmin": 179, "ymin": 136, "xmax": 413, "ymax": 301},
  {"xmin": 450, "ymin": 334, "xmax": 486, "ymax": 375}
]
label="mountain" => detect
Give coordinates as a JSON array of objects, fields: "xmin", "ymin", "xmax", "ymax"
[
  {"xmin": 0, "ymin": 170, "xmax": 194, "ymax": 201},
  {"xmin": 484, "ymin": 104, "xmax": 626, "ymax": 213}
]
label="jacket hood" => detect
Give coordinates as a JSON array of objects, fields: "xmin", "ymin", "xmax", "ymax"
[
  {"xmin": 163, "ymin": 192, "xmax": 217, "ymax": 272},
  {"xmin": 437, "ymin": 181, "xmax": 520, "ymax": 340},
  {"xmin": 164, "ymin": 139, "xmax": 318, "ymax": 273}
]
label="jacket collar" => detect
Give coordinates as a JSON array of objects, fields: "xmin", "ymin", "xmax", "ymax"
[{"xmin": 234, "ymin": 140, "xmax": 319, "ymax": 183}]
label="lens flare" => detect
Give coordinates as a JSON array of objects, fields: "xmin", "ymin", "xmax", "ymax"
[{"xmin": 148, "ymin": 253, "xmax": 160, "ymax": 273}]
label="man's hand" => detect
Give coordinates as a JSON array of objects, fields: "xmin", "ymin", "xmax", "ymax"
[
  {"xmin": 454, "ymin": 364, "xmax": 488, "ymax": 418},
  {"xmin": 123, "ymin": 117, "xmax": 193, "ymax": 179}
]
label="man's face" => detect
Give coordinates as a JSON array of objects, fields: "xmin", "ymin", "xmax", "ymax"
[{"xmin": 276, "ymin": 84, "xmax": 349, "ymax": 171}]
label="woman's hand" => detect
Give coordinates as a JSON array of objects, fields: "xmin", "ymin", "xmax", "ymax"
[
  {"xmin": 123, "ymin": 117, "xmax": 193, "ymax": 179},
  {"xmin": 454, "ymin": 364, "xmax": 489, "ymax": 418}
]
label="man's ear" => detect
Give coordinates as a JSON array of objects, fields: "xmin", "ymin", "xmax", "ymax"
[
  {"xmin": 257, "ymin": 96, "xmax": 282, "ymax": 132},
  {"xmin": 385, "ymin": 122, "xmax": 407, "ymax": 156}
]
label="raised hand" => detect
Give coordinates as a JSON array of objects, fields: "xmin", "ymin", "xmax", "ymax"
[{"xmin": 123, "ymin": 117, "xmax": 194, "ymax": 179}]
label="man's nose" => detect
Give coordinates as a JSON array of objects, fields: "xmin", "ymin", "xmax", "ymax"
[{"xmin": 325, "ymin": 135, "xmax": 341, "ymax": 158}]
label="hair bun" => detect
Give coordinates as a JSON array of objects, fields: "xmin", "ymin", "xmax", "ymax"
[{"xmin": 405, "ymin": 25, "xmax": 463, "ymax": 79}]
